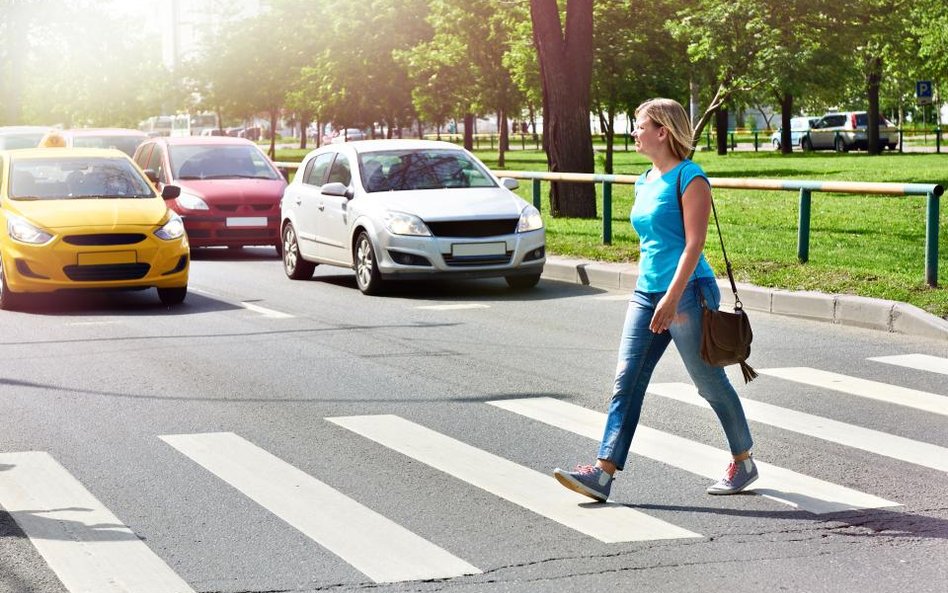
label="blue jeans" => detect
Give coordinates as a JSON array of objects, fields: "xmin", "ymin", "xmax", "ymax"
[{"xmin": 597, "ymin": 277, "xmax": 753, "ymax": 470}]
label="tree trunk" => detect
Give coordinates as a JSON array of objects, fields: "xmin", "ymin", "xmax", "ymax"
[
  {"xmin": 715, "ymin": 107, "xmax": 729, "ymax": 155},
  {"xmin": 867, "ymin": 55, "xmax": 882, "ymax": 155},
  {"xmin": 498, "ymin": 109, "xmax": 507, "ymax": 168},
  {"xmin": 598, "ymin": 109, "xmax": 614, "ymax": 174},
  {"xmin": 780, "ymin": 93, "xmax": 793, "ymax": 154},
  {"xmin": 530, "ymin": 0, "xmax": 596, "ymax": 218},
  {"xmin": 268, "ymin": 109, "xmax": 278, "ymax": 160},
  {"xmin": 299, "ymin": 112, "xmax": 310, "ymax": 149},
  {"xmin": 463, "ymin": 113, "xmax": 474, "ymax": 151}
]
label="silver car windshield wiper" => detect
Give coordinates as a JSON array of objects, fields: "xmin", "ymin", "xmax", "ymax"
[{"xmin": 10, "ymin": 195, "xmax": 44, "ymax": 201}]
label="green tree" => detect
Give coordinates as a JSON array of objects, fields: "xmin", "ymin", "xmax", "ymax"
[
  {"xmin": 402, "ymin": 0, "xmax": 525, "ymax": 166},
  {"xmin": 591, "ymin": 0, "xmax": 685, "ymax": 173}
]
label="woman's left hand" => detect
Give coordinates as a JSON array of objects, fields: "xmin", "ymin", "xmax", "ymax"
[{"xmin": 650, "ymin": 293, "xmax": 680, "ymax": 333}]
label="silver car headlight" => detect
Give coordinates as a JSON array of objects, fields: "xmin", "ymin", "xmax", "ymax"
[
  {"xmin": 516, "ymin": 205, "xmax": 543, "ymax": 233},
  {"xmin": 155, "ymin": 212, "xmax": 186, "ymax": 240},
  {"xmin": 7, "ymin": 214, "xmax": 54, "ymax": 245},
  {"xmin": 383, "ymin": 211, "xmax": 431, "ymax": 236},
  {"xmin": 176, "ymin": 190, "xmax": 209, "ymax": 211}
]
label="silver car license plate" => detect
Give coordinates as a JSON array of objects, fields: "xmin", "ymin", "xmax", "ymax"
[{"xmin": 451, "ymin": 242, "xmax": 506, "ymax": 257}]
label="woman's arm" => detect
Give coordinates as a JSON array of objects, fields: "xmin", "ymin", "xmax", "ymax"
[{"xmin": 648, "ymin": 177, "xmax": 712, "ymax": 333}]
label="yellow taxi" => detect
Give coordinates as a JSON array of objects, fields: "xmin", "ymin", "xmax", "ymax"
[{"xmin": 0, "ymin": 147, "xmax": 189, "ymax": 310}]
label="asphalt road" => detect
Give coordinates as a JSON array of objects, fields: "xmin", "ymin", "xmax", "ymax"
[{"xmin": 1, "ymin": 247, "xmax": 946, "ymax": 593}]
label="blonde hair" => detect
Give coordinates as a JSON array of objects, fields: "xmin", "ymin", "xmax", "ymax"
[{"xmin": 634, "ymin": 98, "xmax": 694, "ymax": 161}]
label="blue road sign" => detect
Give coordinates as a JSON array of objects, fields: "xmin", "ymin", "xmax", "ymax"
[{"xmin": 916, "ymin": 81, "xmax": 933, "ymax": 105}]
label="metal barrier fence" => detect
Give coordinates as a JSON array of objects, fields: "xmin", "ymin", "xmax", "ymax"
[
  {"xmin": 495, "ymin": 171, "xmax": 945, "ymax": 288},
  {"xmin": 273, "ymin": 160, "xmax": 944, "ymax": 286}
]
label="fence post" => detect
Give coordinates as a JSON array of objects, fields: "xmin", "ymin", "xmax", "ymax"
[
  {"xmin": 797, "ymin": 188, "xmax": 812, "ymax": 263},
  {"xmin": 898, "ymin": 128, "xmax": 903, "ymax": 153},
  {"xmin": 602, "ymin": 181, "xmax": 613, "ymax": 245},
  {"xmin": 532, "ymin": 179, "xmax": 541, "ymax": 210},
  {"xmin": 754, "ymin": 132, "xmax": 759, "ymax": 151},
  {"xmin": 926, "ymin": 191, "xmax": 940, "ymax": 287},
  {"xmin": 936, "ymin": 127, "xmax": 942, "ymax": 154}
]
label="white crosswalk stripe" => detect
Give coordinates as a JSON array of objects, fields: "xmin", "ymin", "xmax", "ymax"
[
  {"xmin": 868, "ymin": 353, "xmax": 948, "ymax": 376},
  {"xmin": 488, "ymin": 397, "xmax": 901, "ymax": 514},
  {"xmin": 327, "ymin": 414, "xmax": 701, "ymax": 543},
  {"xmin": 647, "ymin": 383, "xmax": 948, "ymax": 473},
  {"xmin": 160, "ymin": 432, "xmax": 480, "ymax": 583},
  {"xmin": 0, "ymin": 451, "xmax": 195, "ymax": 593},
  {"xmin": 6, "ymin": 351, "xmax": 945, "ymax": 590},
  {"xmin": 759, "ymin": 367, "xmax": 948, "ymax": 416}
]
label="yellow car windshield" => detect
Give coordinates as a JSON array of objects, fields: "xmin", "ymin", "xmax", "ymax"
[{"xmin": 9, "ymin": 157, "xmax": 154, "ymax": 201}]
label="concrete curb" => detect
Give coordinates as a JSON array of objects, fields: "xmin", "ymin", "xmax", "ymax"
[{"xmin": 542, "ymin": 257, "xmax": 948, "ymax": 341}]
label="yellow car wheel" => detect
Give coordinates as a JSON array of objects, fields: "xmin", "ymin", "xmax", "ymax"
[
  {"xmin": 157, "ymin": 286, "xmax": 187, "ymax": 306},
  {"xmin": 0, "ymin": 256, "xmax": 25, "ymax": 311}
]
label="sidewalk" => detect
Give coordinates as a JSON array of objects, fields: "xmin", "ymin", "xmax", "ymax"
[{"xmin": 542, "ymin": 256, "xmax": 948, "ymax": 341}]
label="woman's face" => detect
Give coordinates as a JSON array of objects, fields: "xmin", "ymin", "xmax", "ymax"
[{"xmin": 632, "ymin": 114, "xmax": 663, "ymax": 156}]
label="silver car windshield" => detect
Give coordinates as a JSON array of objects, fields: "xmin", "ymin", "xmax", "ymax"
[
  {"xmin": 359, "ymin": 149, "xmax": 497, "ymax": 192},
  {"xmin": 8, "ymin": 157, "xmax": 155, "ymax": 200}
]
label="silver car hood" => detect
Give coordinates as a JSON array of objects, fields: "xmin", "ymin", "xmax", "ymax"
[{"xmin": 363, "ymin": 187, "xmax": 526, "ymax": 221}]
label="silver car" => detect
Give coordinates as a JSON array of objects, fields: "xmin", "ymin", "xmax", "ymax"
[
  {"xmin": 805, "ymin": 111, "xmax": 897, "ymax": 152},
  {"xmin": 280, "ymin": 139, "xmax": 545, "ymax": 294}
]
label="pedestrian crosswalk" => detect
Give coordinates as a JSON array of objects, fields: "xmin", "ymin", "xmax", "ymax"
[{"xmin": 1, "ymin": 352, "xmax": 945, "ymax": 591}]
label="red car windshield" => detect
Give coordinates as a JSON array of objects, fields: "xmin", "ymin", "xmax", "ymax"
[{"xmin": 170, "ymin": 145, "xmax": 281, "ymax": 181}]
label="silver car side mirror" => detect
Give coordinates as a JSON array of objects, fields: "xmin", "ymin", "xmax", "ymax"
[
  {"xmin": 321, "ymin": 182, "xmax": 352, "ymax": 199},
  {"xmin": 501, "ymin": 177, "xmax": 519, "ymax": 191}
]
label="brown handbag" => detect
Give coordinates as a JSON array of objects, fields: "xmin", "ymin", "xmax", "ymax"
[{"xmin": 675, "ymin": 169, "xmax": 758, "ymax": 383}]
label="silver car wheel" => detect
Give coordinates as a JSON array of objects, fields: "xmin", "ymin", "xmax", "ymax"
[
  {"xmin": 284, "ymin": 226, "xmax": 298, "ymax": 272},
  {"xmin": 354, "ymin": 232, "xmax": 383, "ymax": 294},
  {"xmin": 282, "ymin": 223, "xmax": 315, "ymax": 280}
]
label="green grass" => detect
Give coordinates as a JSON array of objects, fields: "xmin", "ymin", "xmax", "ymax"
[
  {"xmin": 274, "ymin": 145, "xmax": 948, "ymax": 319},
  {"xmin": 481, "ymin": 149, "xmax": 948, "ymax": 319}
]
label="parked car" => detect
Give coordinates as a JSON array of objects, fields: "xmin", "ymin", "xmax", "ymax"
[
  {"xmin": 280, "ymin": 139, "xmax": 545, "ymax": 294},
  {"xmin": 0, "ymin": 126, "xmax": 53, "ymax": 150},
  {"xmin": 770, "ymin": 117, "xmax": 819, "ymax": 150},
  {"xmin": 330, "ymin": 128, "xmax": 368, "ymax": 143},
  {"xmin": 132, "ymin": 136, "xmax": 286, "ymax": 254},
  {"xmin": 804, "ymin": 111, "xmax": 898, "ymax": 152},
  {"xmin": 0, "ymin": 147, "xmax": 189, "ymax": 310},
  {"xmin": 40, "ymin": 128, "xmax": 150, "ymax": 157}
]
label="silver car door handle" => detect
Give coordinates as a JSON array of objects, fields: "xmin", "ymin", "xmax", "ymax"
[
  {"xmin": 318, "ymin": 204, "xmax": 325, "ymax": 211},
  {"xmin": 294, "ymin": 197, "xmax": 301, "ymax": 206}
]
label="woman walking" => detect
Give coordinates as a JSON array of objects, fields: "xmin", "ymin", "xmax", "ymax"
[{"xmin": 553, "ymin": 98, "xmax": 756, "ymax": 502}]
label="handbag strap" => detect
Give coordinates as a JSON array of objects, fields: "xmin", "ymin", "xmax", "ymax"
[{"xmin": 674, "ymin": 164, "xmax": 743, "ymax": 310}]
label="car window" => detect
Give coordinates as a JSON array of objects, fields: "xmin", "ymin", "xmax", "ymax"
[
  {"xmin": 821, "ymin": 115, "xmax": 846, "ymax": 128},
  {"xmin": 0, "ymin": 133, "xmax": 45, "ymax": 150},
  {"xmin": 9, "ymin": 156, "xmax": 155, "ymax": 200},
  {"xmin": 358, "ymin": 149, "xmax": 497, "ymax": 192},
  {"xmin": 169, "ymin": 144, "xmax": 281, "ymax": 180},
  {"xmin": 134, "ymin": 143, "xmax": 153, "ymax": 168},
  {"xmin": 70, "ymin": 135, "xmax": 147, "ymax": 157},
  {"xmin": 326, "ymin": 155, "xmax": 351, "ymax": 186},
  {"xmin": 146, "ymin": 144, "xmax": 165, "ymax": 181},
  {"xmin": 304, "ymin": 152, "xmax": 334, "ymax": 186}
]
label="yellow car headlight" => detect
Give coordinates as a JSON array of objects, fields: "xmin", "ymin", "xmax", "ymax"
[
  {"xmin": 7, "ymin": 214, "xmax": 54, "ymax": 245},
  {"xmin": 155, "ymin": 212, "xmax": 186, "ymax": 241}
]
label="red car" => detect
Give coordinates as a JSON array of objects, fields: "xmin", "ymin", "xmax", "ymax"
[{"xmin": 133, "ymin": 136, "xmax": 286, "ymax": 254}]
